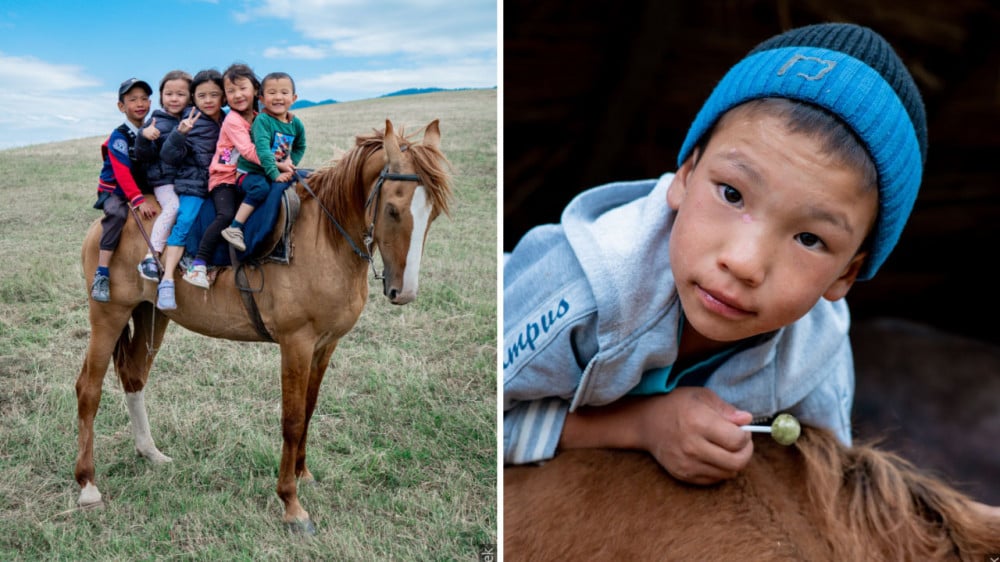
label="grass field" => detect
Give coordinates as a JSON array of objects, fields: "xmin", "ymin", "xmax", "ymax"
[{"xmin": 0, "ymin": 89, "xmax": 497, "ymax": 560}]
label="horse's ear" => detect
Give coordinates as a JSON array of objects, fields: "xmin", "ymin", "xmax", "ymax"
[
  {"xmin": 384, "ymin": 119, "xmax": 402, "ymax": 167},
  {"xmin": 423, "ymin": 119, "xmax": 441, "ymax": 149}
]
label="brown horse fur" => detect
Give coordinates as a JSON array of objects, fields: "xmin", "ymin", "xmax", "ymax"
[
  {"xmin": 75, "ymin": 120, "xmax": 452, "ymax": 530},
  {"xmin": 504, "ymin": 427, "xmax": 1000, "ymax": 561}
]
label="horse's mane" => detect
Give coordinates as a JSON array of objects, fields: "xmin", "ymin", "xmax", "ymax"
[
  {"xmin": 798, "ymin": 427, "xmax": 1000, "ymax": 560},
  {"xmin": 503, "ymin": 427, "xmax": 1000, "ymax": 560},
  {"xmin": 304, "ymin": 125, "xmax": 453, "ymax": 240}
]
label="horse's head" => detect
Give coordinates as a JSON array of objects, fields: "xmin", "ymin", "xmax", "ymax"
[{"xmin": 371, "ymin": 119, "xmax": 452, "ymax": 305}]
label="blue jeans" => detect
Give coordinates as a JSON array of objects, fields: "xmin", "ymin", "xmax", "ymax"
[{"xmin": 166, "ymin": 194, "xmax": 205, "ymax": 247}]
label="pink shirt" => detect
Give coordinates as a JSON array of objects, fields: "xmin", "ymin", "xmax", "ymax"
[{"xmin": 208, "ymin": 110, "xmax": 260, "ymax": 191}]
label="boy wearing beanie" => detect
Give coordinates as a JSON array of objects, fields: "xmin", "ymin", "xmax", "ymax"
[{"xmin": 503, "ymin": 23, "xmax": 927, "ymax": 484}]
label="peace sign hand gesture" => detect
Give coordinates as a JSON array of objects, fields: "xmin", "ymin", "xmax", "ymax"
[{"xmin": 178, "ymin": 109, "xmax": 201, "ymax": 134}]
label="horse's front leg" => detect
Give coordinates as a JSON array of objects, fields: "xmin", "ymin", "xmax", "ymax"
[
  {"xmin": 117, "ymin": 303, "xmax": 172, "ymax": 464},
  {"xmin": 75, "ymin": 304, "xmax": 133, "ymax": 507},
  {"xmin": 277, "ymin": 336, "xmax": 316, "ymax": 532},
  {"xmin": 295, "ymin": 340, "xmax": 339, "ymax": 484}
]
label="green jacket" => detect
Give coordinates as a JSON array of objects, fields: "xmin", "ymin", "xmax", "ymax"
[{"xmin": 237, "ymin": 112, "xmax": 306, "ymax": 180}]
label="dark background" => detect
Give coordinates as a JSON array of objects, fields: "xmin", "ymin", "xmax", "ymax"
[{"xmin": 504, "ymin": 1, "xmax": 1000, "ymax": 503}]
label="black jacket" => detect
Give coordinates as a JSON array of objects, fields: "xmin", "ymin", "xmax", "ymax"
[{"xmin": 160, "ymin": 106, "xmax": 222, "ymax": 198}]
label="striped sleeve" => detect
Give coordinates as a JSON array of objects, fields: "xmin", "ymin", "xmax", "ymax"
[
  {"xmin": 503, "ymin": 398, "xmax": 568, "ymax": 464},
  {"xmin": 108, "ymin": 131, "xmax": 144, "ymax": 206}
]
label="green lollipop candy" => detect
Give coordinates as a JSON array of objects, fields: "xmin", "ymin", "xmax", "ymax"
[
  {"xmin": 740, "ymin": 413, "xmax": 801, "ymax": 446},
  {"xmin": 770, "ymin": 413, "xmax": 801, "ymax": 446}
]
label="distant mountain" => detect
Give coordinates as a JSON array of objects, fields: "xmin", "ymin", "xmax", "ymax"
[
  {"xmin": 291, "ymin": 99, "xmax": 337, "ymax": 109},
  {"xmin": 381, "ymin": 87, "xmax": 479, "ymax": 98},
  {"xmin": 293, "ymin": 87, "xmax": 495, "ymax": 109}
]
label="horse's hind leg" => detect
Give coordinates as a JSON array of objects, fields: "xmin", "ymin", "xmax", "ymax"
[
  {"xmin": 75, "ymin": 303, "xmax": 133, "ymax": 507},
  {"xmin": 115, "ymin": 302, "xmax": 171, "ymax": 464}
]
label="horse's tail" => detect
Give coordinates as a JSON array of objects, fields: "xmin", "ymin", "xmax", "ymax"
[
  {"xmin": 112, "ymin": 317, "xmax": 134, "ymax": 379},
  {"xmin": 798, "ymin": 428, "xmax": 1000, "ymax": 560},
  {"xmin": 111, "ymin": 303, "xmax": 162, "ymax": 387}
]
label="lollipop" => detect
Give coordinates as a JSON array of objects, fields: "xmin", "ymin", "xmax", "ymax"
[{"xmin": 740, "ymin": 413, "xmax": 801, "ymax": 446}]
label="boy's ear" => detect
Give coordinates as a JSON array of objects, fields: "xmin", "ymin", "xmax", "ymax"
[
  {"xmin": 823, "ymin": 252, "xmax": 868, "ymax": 301},
  {"xmin": 667, "ymin": 148, "xmax": 699, "ymax": 211},
  {"xmin": 117, "ymin": 100, "xmax": 126, "ymax": 113}
]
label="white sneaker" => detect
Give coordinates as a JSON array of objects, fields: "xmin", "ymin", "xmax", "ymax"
[
  {"xmin": 221, "ymin": 226, "xmax": 246, "ymax": 252},
  {"xmin": 182, "ymin": 265, "xmax": 210, "ymax": 289}
]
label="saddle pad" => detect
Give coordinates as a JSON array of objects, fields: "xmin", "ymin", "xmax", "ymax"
[{"xmin": 185, "ymin": 180, "xmax": 293, "ymax": 266}]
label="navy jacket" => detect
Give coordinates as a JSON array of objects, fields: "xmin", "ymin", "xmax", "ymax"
[{"xmin": 160, "ymin": 106, "xmax": 223, "ymax": 198}]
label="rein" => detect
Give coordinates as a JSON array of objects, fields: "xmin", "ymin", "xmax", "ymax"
[{"xmin": 294, "ymin": 164, "xmax": 421, "ymax": 280}]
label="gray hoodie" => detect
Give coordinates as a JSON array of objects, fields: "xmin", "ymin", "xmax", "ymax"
[{"xmin": 503, "ymin": 173, "xmax": 854, "ymax": 464}]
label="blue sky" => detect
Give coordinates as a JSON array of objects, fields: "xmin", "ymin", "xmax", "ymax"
[{"xmin": 0, "ymin": 0, "xmax": 497, "ymax": 149}]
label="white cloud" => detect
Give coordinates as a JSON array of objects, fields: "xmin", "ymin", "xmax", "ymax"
[
  {"xmin": 0, "ymin": 53, "xmax": 118, "ymax": 149},
  {"xmin": 263, "ymin": 44, "xmax": 328, "ymax": 60},
  {"xmin": 299, "ymin": 58, "xmax": 496, "ymax": 99},
  {"xmin": 0, "ymin": 52, "xmax": 101, "ymax": 91},
  {"xmin": 239, "ymin": 0, "xmax": 495, "ymax": 59},
  {"xmin": 235, "ymin": 0, "xmax": 496, "ymax": 101}
]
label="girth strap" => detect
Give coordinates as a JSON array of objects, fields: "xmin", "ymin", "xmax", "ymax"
[{"xmin": 229, "ymin": 245, "xmax": 275, "ymax": 343}]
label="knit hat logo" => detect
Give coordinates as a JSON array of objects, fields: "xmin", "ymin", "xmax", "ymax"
[{"xmin": 777, "ymin": 54, "xmax": 836, "ymax": 81}]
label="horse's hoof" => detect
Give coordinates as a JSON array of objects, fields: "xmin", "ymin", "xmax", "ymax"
[
  {"xmin": 137, "ymin": 447, "xmax": 173, "ymax": 464},
  {"xmin": 286, "ymin": 519, "xmax": 317, "ymax": 535},
  {"xmin": 78, "ymin": 482, "xmax": 104, "ymax": 508}
]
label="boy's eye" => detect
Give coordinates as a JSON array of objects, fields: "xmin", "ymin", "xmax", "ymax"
[
  {"xmin": 796, "ymin": 232, "xmax": 823, "ymax": 249},
  {"xmin": 718, "ymin": 184, "xmax": 742, "ymax": 205}
]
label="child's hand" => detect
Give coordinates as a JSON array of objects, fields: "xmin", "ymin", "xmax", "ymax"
[
  {"xmin": 142, "ymin": 118, "xmax": 159, "ymax": 141},
  {"xmin": 275, "ymin": 171, "xmax": 294, "ymax": 183},
  {"xmin": 636, "ymin": 387, "xmax": 753, "ymax": 485},
  {"xmin": 178, "ymin": 109, "xmax": 201, "ymax": 134},
  {"xmin": 135, "ymin": 201, "xmax": 158, "ymax": 220},
  {"xmin": 276, "ymin": 159, "xmax": 296, "ymax": 173}
]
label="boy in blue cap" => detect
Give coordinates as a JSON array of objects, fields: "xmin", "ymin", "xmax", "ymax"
[
  {"xmin": 91, "ymin": 77, "xmax": 159, "ymax": 302},
  {"xmin": 503, "ymin": 23, "xmax": 927, "ymax": 484}
]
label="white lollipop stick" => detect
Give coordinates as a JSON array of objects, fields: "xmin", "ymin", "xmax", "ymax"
[{"xmin": 740, "ymin": 413, "xmax": 801, "ymax": 445}]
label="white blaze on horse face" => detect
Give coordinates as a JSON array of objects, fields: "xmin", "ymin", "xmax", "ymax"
[{"xmin": 399, "ymin": 185, "xmax": 432, "ymax": 303}]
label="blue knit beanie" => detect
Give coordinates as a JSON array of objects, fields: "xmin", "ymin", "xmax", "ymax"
[{"xmin": 677, "ymin": 23, "xmax": 927, "ymax": 280}]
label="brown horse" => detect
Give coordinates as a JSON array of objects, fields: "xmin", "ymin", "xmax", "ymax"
[
  {"xmin": 75, "ymin": 119, "xmax": 452, "ymax": 532},
  {"xmin": 504, "ymin": 427, "xmax": 1000, "ymax": 561}
]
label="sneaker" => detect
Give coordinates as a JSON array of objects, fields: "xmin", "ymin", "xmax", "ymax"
[
  {"xmin": 221, "ymin": 226, "xmax": 246, "ymax": 252},
  {"xmin": 90, "ymin": 273, "xmax": 110, "ymax": 303},
  {"xmin": 156, "ymin": 280, "xmax": 177, "ymax": 310},
  {"xmin": 183, "ymin": 265, "xmax": 210, "ymax": 289},
  {"xmin": 137, "ymin": 254, "xmax": 160, "ymax": 281}
]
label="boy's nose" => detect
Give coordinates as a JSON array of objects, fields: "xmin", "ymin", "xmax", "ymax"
[{"xmin": 718, "ymin": 231, "xmax": 767, "ymax": 287}]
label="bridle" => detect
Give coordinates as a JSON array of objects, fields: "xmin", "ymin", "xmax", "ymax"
[{"xmin": 294, "ymin": 165, "xmax": 422, "ymax": 280}]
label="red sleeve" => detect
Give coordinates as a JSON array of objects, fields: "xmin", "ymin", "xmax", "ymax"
[{"xmin": 109, "ymin": 134, "xmax": 145, "ymax": 206}]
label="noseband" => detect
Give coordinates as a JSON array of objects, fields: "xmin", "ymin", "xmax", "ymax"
[{"xmin": 295, "ymin": 165, "xmax": 421, "ymax": 280}]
